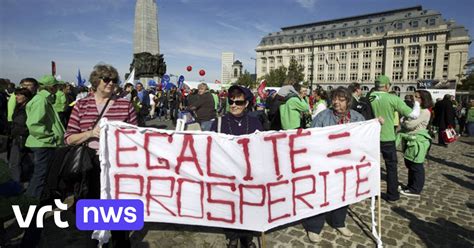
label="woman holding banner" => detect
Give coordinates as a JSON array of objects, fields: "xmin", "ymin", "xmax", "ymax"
[
  {"xmin": 64, "ymin": 64, "xmax": 137, "ymax": 247},
  {"xmin": 210, "ymin": 85, "xmax": 262, "ymax": 248},
  {"xmin": 303, "ymin": 86, "xmax": 365, "ymax": 243},
  {"xmin": 398, "ymin": 90, "xmax": 433, "ymax": 197}
]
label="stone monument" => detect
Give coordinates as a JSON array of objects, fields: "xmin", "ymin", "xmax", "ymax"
[{"xmin": 129, "ymin": 0, "xmax": 166, "ymax": 84}]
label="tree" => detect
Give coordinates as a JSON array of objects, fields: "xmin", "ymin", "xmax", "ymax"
[
  {"xmin": 261, "ymin": 66, "xmax": 287, "ymax": 87},
  {"xmin": 236, "ymin": 70, "xmax": 255, "ymax": 88},
  {"xmin": 286, "ymin": 58, "xmax": 305, "ymax": 83},
  {"xmin": 458, "ymin": 72, "xmax": 474, "ymax": 91}
]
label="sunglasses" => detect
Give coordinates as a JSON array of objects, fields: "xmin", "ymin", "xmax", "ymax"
[
  {"xmin": 228, "ymin": 99, "xmax": 246, "ymax": 106},
  {"xmin": 101, "ymin": 77, "xmax": 118, "ymax": 84}
]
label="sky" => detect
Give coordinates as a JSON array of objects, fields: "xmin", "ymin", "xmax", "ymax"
[{"xmin": 1, "ymin": 0, "xmax": 473, "ymax": 84}]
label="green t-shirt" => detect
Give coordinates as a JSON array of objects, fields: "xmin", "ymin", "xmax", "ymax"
[
  {"xmin": 280, "ymin": 96, "xmax": 309, "ymax": 130},
  {"xmin": 467, "ymin": 107, "xmax": 474, "ymax": 123},
  {"xmin": 370, "ymin": 91, "xmax": 413, "ymax": 141}
]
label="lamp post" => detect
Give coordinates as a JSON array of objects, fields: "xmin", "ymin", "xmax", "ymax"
[{"xmin": 250, "ymin": 57, "xmax": 257, "ymax": 84}]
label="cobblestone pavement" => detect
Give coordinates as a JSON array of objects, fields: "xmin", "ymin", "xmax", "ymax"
[{"xmin": 3, "ymin": 119, "xmax": 474, "ymax": 247}]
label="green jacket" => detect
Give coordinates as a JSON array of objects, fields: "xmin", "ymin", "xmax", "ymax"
[
  {"xmin": 467, "ymin": 107, "xmax": 474, "ymax": 123},
  {"xmin": 280, "ymin": 94, "xmax": 309, "ymax": 130},
  {"xmin": 53, "ymin": 90, "xmax": 66, "ymax": 113},
  {"xmin": 25, "ymin": 90, "xmax": 65, "ymax": 148},
  {"xmin": 7, "ymin": 93, "xmax": 16, "ymax": 122},
  {"xmin": 212, "ymin": 93, "xmax": 219, "ymax": 110},
  {"xmin": 396, "ymin": 129, "xmax": 431, "ymax": 163}
]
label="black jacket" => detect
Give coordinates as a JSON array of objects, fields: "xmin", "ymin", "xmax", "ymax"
[
  {"xmin": 11, "ymin": 104, "xmax": 29, "ymax": 138},
  {"xmin": 433, "ymin": 99, "xmax": 456, "ymax": 130},
  {"xmin": 351, "ymin": 96, "xmax": 374, "ymax": 120}
]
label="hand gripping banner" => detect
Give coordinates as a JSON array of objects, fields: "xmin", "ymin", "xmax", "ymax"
[{"xmin": 99, "ymin": 119, "xmax": 381, "ymax": 232}]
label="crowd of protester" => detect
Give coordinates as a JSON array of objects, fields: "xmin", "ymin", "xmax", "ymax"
[{"xmin": 1, "ymin": 65, "xmax": 474, "ymax": 247}]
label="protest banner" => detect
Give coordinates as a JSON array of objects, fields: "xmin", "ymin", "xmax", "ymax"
[{"xmin": 99, "ymin": 119, "xmax": 381, "ymax": 232}]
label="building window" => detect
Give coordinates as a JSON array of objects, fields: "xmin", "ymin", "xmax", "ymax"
[
  {"xmin": 377, "ymin": 26, "xmax": 385, "ymax": 32},
  {"xmin": 350, "ymin": 62, "xmax": 358, "ymax": 70},
  {"xmin": 408, "ymin": 71, "xmax": 418, "ymax": 80},
  {"xmin": 277, "ymin": 57, "xmax": 283, "ymax": 63},
  {"xmin": 350, "ymin": 73, "xmax": 358, "ymax": 81},
  {"xmin": 362, "ymin": 73, "xmax": 370, "ymax": 81},
  {"xmin": 298, "ymin": 55, "xmax": 305, "ymax": 64},
  {"xmin": 261, "ymin": 67, "xmax": 267, "ymax": 73},
  {"xmin": 339, "ymin": 31, "xmax": 346, "ymax": 37},
  {"xmin": 363, "ymin": 62, "xmax": 371, "ymax": 69},
  {"xmin": 339, "ymin": 73, "xmax": 346, "ymax": 81},
  {"xmin": 339, "ymin": 52, "xmax": 347, "ymax": 60},
  {"xmin": 410, "ymin": 36, "xmax": 419, "ymax": 43},
  {"xmin": 395, "ymin": 22, "xmax": 403, "ymax": 30},
  {"xmin": 340, "ymin": 44, "xmax": 347, "ymax": 49},
  {"xmin": 376, "ymin": 50, "xmax": 383, "ymax": 58},
  {"xmin": 363, "ymin": 50, "xmax": 371, "ymax": 58},
  {"xmin": 363, "ymin": 28, "xmax": 371, "ymax": 35},
  {"xmin": 328, "ymin": 64, "xmax": 335, "ymax": 71},
  {"xmin": 339, "ymin": 63, "xmax": 346, "ymax": 70},
  {"xmin": 318, "ymin": 46, "xmax": 324, "ymax": 51},
  {"xmin": 270, "ymin": 50, "xmax": 274, "ymax": 55},
  {"xmin": 318, "ymin": 54, "xmax": 325, "ymax": 61},
  {"xmin": 328, "ymin": 53, "xmax": 335, "ymax": 60},
  {"xmin": 318, "ymin": 74, "xmax": 324, "ymax": 81},
  {"xmin": 351, "ymin": 51, "xmax": 359, "ymax": 59},
  {"xmin": 394, "ymin": 47, "xmax": 403, "ymax": 57},
  {"xmin": 393, "ymin": 60, "xmax": 402, "ymax": 69},
  {"xmin": 377, "ymin": 40, "xmax": 383, "ymax": 46},
  {"xmin": 328, "ymin": 74, "xmax": 334, "ymax": 81},
  {"xmin": 351, "ymin": 29, "xmax": 358, "ymax": 35},
  {"xmin": 375, "ymin": 61, "xmax": 382, "ymax": 69},
  {"xmin": 234, "ymin": 68, "xmax": 238, "ymax": 78},
  {"xmin": 329, "ymin": 45, "xmax": 335, "ymax": 50},
  {"xmin": 427, "ymin": 34, "xmax": 436, "ymax": 41},
  {"xmin": 408, "ymin": 59, "xmax": 418, "ymax": 68},
  {"xmin": 424, "ymin": 58, "xmax": 434, "ymax": 67},
  {"xmin": 269, "ymin": 58, "xmax": 275, "ymax": 64},
  {"xmin": 423, "ymin": 71, "xmax": 433, "ymax": 79},
  {"xmin": 428, "ymin": 18, "xmax": 436, "ymax": 26},
  {"xmin": 425, "ymin": 45, "xmax": 435, "ymax": 55},
  {"xmin": 364, "ymin": 41, "xmax": 371, "ymax": 48},
  {"xmin": 411, "ymin": 20, "xmax": 419, "ymax": 28},
  {"xmin": 318, "ymin": 64, "xmax": 324, "ymax": 71},
  {"xmin": 277, "ymin": 49, "xmax": 282, "ymax": 54},
  {"xmin": 409, "ymin": 46, "xmax": 420, "ymax": 56},
  {"xmin": 393, "ymin": 71, "xmax": 402, "ymax": 81},
  {"xmin": 394, "ymin": 38, "xmax": 403, "ymax": 44},
  {"xmin": 328, "ymin": 33, "xmax": 335, "ymax": 39},
  {"xmin": 351, "ymin": 42, "xmax": 358, "ymax": 49}
]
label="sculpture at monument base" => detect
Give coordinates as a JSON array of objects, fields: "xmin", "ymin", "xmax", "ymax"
[{"xmin": 129, "ymin": 52, "xmax": 166, "ymax": 79}]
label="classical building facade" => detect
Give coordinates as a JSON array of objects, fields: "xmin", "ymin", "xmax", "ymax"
[{"xmin": 255, "ymin": 6, "xmax": 471, "ymax": 94}]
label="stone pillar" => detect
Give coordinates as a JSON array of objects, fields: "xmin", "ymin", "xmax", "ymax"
[
  {"xmin": 402, "ymin": 45, "xmax": 409, "ymax": 81},
  {"xmin": 418, "ymin": 45, "xmax": 425, "ymax": 80},
  {"xmin": 434, "ymin": 43, "xmax": 446, "ymax": 80}
]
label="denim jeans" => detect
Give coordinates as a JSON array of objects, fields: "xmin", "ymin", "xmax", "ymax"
[
  {"xmin": 380, "ymin": 141, "xmax": 399, "ymax": 201},
  {"xmin": 404, "ymin": 158, "xmax": 425, "ymax": 194},
  {"xmin": 200, "ymin": 120, "xmax": 215, "ymax": 131},
  {"xmin": 8, "ymin": 138, "xmax": 34, "ymax": 182},
  {"xmin": 302, "ymin": 206, "xmax": 349, "ymax": 233},
  {"xmin": 26, "ymin": 148, "xmax": 55, "ymax": 199}
]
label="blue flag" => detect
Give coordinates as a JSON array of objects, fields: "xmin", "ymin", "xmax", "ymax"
[
  {"xmin": 177, "ymin": 75, "xmax": 185, "ymax": 89},
  {"xmin": 77, "ymin": 69, "xmax": 86, "ymax": 87}
]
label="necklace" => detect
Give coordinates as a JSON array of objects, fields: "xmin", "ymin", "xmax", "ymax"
[
  {"xmin": 228, "ymin": 115, "xmax": 249, "ymax": 134},
  {"xmin": 234, "ymin": 119, "xmax": 243, "ymax": 126}
]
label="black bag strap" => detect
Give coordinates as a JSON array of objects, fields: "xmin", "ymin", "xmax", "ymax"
[{"xmin": 92, "ymin": 97, "xmax": 112, "ymax": 129}]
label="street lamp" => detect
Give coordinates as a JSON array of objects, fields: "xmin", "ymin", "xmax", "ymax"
[{"xmin": 250, "ymin": 57, "xmax": 257, "ymax": 83}]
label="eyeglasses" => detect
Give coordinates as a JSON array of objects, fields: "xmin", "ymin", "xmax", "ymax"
[
  {"xmin": 415, "ymin": 95, "xmax": 421, "ymax": 99},
  {"xmin": 100, "ymin": 77, "xmax": 118, "ymax": 84},
  {"xmin": 228, "ymin": 99, "xmax": 246, "ymax": 106}
]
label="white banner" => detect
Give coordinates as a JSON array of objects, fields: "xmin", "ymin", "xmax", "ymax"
[{"xmin": 99, "ymin": 119, "xmax": 381, "ymax": 232}]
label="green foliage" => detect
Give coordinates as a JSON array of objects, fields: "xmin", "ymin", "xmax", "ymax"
[
  {"xmin": 260, "ymin": 58, "xmax": 305, "ymax": 87},
  {"xmin": 458, "ymin": 72, "xmax": 474, "ymax": 91},
  {"xmin": 236, "ymin": 70, "xmax": 255, "ymax": 88}
]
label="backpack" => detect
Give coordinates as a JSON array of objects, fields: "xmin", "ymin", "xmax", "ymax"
[{"xmin": 267, "ymin": 95, "xmax": 286, "ymax": 130}]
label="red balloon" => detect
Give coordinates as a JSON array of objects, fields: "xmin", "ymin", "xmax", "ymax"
[
  {"xmin": 199, "ymin": 69, "xmax": 205, "ymax": 76},
  {"xmin": 186, "ymin": 66, "xmax": 192, "ymax": 72}
]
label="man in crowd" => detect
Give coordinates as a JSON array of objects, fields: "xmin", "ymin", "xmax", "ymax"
[
  {"xmin": 135, "ymin": 82, "xmax": 150, "ymax": 126},
  {"xmin": 189, "ymin": 83, "xmax": 216, "ymax": 131},
  {"xmin": 369, "ymin": 75, "xmax": 420, "ymax": 202},
  {"xmin": 279, "ymin": 83, "xmax": 310, "ymax": 130},
  {"xmin": 433, "ymin": 94, "xmax": 456, "ymax": 146},
  {"xmin": 348, "ymin": 82, "xmax": 374, "ymax": 120}
]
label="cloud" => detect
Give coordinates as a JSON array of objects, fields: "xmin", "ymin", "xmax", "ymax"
[
  {"xmin": 216, "ymin": 21, "xmax": 241, "ymax": 31},
  {"xmin": 295, "ymin": 0, "xmax": 317, "ymax": 10}
]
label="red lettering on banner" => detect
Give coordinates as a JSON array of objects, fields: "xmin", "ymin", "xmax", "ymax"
[
  {"xmin": 114, "ymin": 174, "xmax": 144, "ymax": 199},
  {"xmin": 176, "ymin": 134, "xmax": 204, "ymax": 176},
  {"xmin": 327, "ymin": 149, "xmax": 351, "ymax": 158},
  {"xmin": 206, "ymin": 136, "xmax": 236, "ymax": 180},
  {"xmin": 328, "ymin": 132, "xmax": 350, "ymax": 140},
  {"xmin": 177, "ymin": 178, "xmax": 204, "ymax": 219},
  {"xmin": 291, "ymin": 175, "xmax": 316, "ymax": 215},
  {"xmin": 115, "ymin": 129, "xmax": 138, "ymax": 167},
  {"xmin": 145, "ymin": 133, "xmax": 173, "ymax": 170},
  {"xmin": 146, "ymin": 176, "xmax": 176, "ymax": 216},
  {"xmin": 318, "ymin": 171, "xmax": 330, "ymax": 207},
  {"xmin": 267, "ymin": 180, "xmax": 291, "ymax": 223},
  {"xmin": 359, "ymin": 155, "xmax": 366, "ymax": 162},
  {"xmin": 289, "ymin": 129, "xmax": 311, "ymax": 173},
  {"xmin": 206, "ymin": 182, "xmax": 236, "ymax": 224},
  {"xmin": 237, "ymin": 138, "xmax": 254, "ymax": 181},
  {"xmin": 355, "ymin": 162, "xmax": 371, "ymax": 197},
  {"xmin": 263, "ymin": 133, "xmax": 287, "ymax": 179},
  {"xmin": 239, "ymin": 184, "xmax": 265, "ymax": 224},
  {"xmin": 334, "ymin": 166, "xmax": 354, "ymax": 202}
]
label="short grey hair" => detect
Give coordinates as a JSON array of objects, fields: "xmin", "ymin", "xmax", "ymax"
[{"xmin": 330, "ymin": 86, "xmax": 353, "ymax": 109}]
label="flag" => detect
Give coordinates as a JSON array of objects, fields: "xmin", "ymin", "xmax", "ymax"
[
  {"xmin": 51, "ymin": 61, "xmax": 56, "ymax": 76},
  {"xmin": 77, "ymin": 69, "xmax": 86, "ymax": 87},
  {"xmin": 177, "ymin": 75, "xmax": 185, "ymax": 89},
  {"xmin": 124, "ymin": 68, "xmax": 135, "ymax": 86}
]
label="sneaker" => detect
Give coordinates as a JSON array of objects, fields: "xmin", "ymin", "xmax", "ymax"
[
  {"xmin": 227, "ymin": 238, "xmax": 238, "ymax": 248},
  {"xmin": 336, "ymin": 227, "xmax": 353, "ymax": 237},
  {"xmin": 400, "ymin": 189, "xmax": 420, "ymax": 197},
  {"xmin": 398, "ymin": 184, "xmax": 408, "ymax": 192},
  {"xmin": 307, "ymin": 231, "xmax": 321, "ymax": 243}
]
